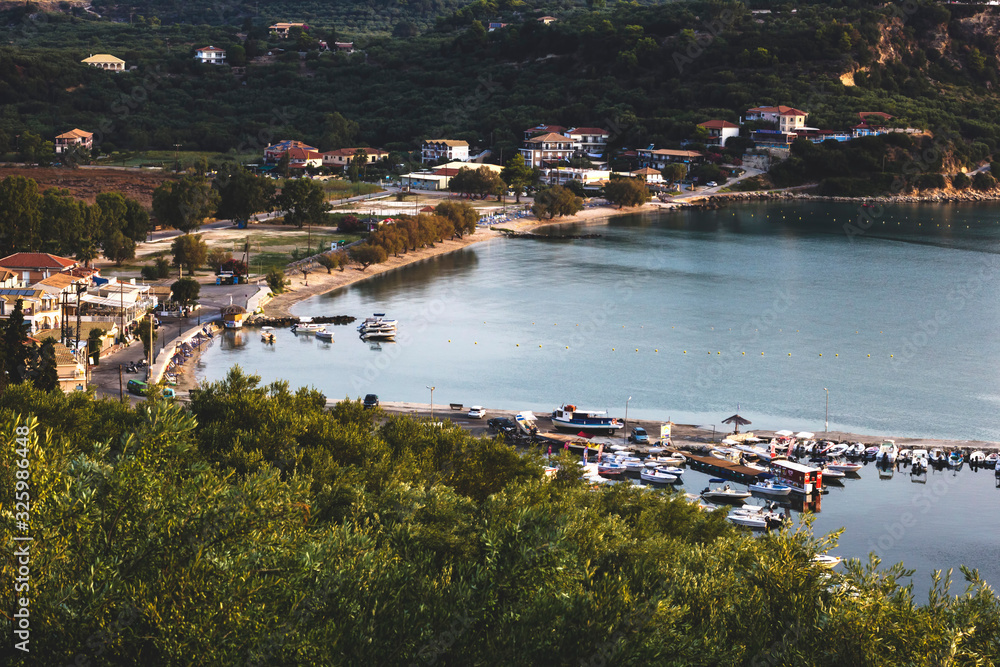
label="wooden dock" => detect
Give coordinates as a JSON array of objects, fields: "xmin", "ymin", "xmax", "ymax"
[{"xmin": 685, "ymin": 453, "xmax": 768, "ymax": 484}]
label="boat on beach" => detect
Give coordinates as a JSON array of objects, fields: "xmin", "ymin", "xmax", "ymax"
[{"xmin": 551, "ymin": 404, "xmax": 623, "ymax": 434}]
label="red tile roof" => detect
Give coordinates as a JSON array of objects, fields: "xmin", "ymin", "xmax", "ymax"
[
  {"xmin": 748, "ymin": 105, "xmax": 807, "ymax": 116},
  {"xmin": 525, "ymin": 133, "xmax": 576, "ymax": 143},
  {"xmin": 567, "ymin": 127, "xmax": 609, "ymax": 136},
  {"xmin": 526, "ymin": 124, "xmax": 566, "ymax": 135},
  {"xmin": 284, "ymin": 147, "xmax": 323, "ymax": 160},
  {"xmin": 0, "ymin": 253, "xmax": 77, "ymax": 269},
  {"xmin": 198, "ymin": 46, "xmax": 226, "ymax": 52},
  {"xmin": 698, "ymin": 120, "xmax": 739, "ymax": 129}
]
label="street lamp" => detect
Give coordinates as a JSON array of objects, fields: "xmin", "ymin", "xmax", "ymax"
[
  {"xmin": 824, "ymin": 388, "xmax": 829, "ymax": 433},
  {"xmin": 426, "ymin": 385, "xmax": 435, "ymax": 423},
  {"xmin": 624, "ymin": 396, "xmax": 632, "ymax": 444}
]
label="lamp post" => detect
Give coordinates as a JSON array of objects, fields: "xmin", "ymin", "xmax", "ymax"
[
  {"xmin": 824, "ymin": 387, "xmax": 829, "ymax": 433},
  {"xmin": 426, "ymin": 385, "xmax": 435, "ymax": 423},
  {"xmin": 624, "ymin": 396, "xmax": 632, "ymax": 444}
]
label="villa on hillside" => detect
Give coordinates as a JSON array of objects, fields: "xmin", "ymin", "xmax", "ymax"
[
  {"xmin": 55, "ymin": 129, "xmax": 93, "ymax": 154},
  {"xmin": 269, "ymin": 23, "xmax": 309, "ymax": 37},
  {"xmin": 421, "ymin": 139, "xmax": 470, "ymax": 164},
  {"xmin": 195, "ymin": 46, "xmax": 227, "ymax": 64},
  {"xmin": 82, "ymin": 54, "xmax": 125, "ymax": 71},
  {"xmin": 565, "ymin": 127, "xmax": 610, "ymax": 157},
  {"xmin": 283, "ymin": 147, "xmax": 324, "ymax": 169},
  {"xmin": 745, "ymin": 106, "xmax": 808, "ymax": 133},
  {"xmin": 697, "ymin": 120, "xmax": 740, "ymax": 147},
  {"xmin": 520, "ymin": 133, "xmax": 579, "ymax": 168}
]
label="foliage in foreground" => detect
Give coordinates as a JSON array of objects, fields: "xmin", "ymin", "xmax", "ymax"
[{"xmin": 1, "ymin": 370, "xmax": 999, "ymax": 666}]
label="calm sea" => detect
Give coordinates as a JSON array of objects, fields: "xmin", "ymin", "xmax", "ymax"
[{"xmin": 196, "ymin": 200, "xmax": 1000, "ymax": 592}]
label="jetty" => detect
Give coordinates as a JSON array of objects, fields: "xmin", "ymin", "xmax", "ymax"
[{"xmin": 684, "ymin": 453, "xmax": 768, "ymax": 484}]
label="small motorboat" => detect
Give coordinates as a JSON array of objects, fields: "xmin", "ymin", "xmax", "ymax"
[
  {"xmin": 947, "ymin": 451, "xmax": 964, "ymax": 468},
  {"xmin": 640, "ymin": 468, "xmax": 678, "ymax": 484},
  {"xmin": 985, "ymin": 452, "xmax": 999, "ymax": 469},
  {"xmin": 597, "ymin": 462, "xmax": 627, "ymax": 478},
  {"xmin": 875, "ymin": 441, "xmax": 899, "ymax": 466},
  {"xmin": 655, "ymin": 453, "xmax": 686, "ymax": 466},
  {"xmin": 260, "ymin": 326, "xmax": 276, "ymax": 343},
  {"xmin": 820, "ymin": 465, "xmax": 845, "ymax": 480},
  {"xmin": 728, "ymin": 505, "xmax": 784, "ymax": 530},
  {"xmin": 291, "ymin": 319, "xmax": 324, "ymax": 334},
  {"xmin": 619, "ymin": 457, "xmax": 645, "ymax": 474},
  {"xmin": 845, "ymin": 443, "xmax": 866, "ymax": 458},
  {"xmin": 969, "ymin": 451, "xmax": 985, "ymax": 466},
  {"xmin": 929, "ymin": 449, "xmax": 946, "ymax": 465},
  {"xmin": 910, "ymin": 449, "xmax": 929, "ymax": 474},
  {"xmin": 315, "ymin": 330, "xmax": 334, "ymax": 342},
  {"xmin": 863, "ymin": 446, "xmax": 880, "ymax": 461},
  {"xmin": 655, "ymin": 465, "xmax": 684, "ymax": 478},
  {"xmin": 701, "ymin": 480, "xmax": 751, "ymax": 504},
  {"xmin": 749, "ymin": 478, "xmax": 792, "ymax": 497},
  {"xmin": 824, "ymin": 443, "xmax": 849, "ymax": 458},
  {"xmin": 825, "ymin": 462, "xmax": 862, "ymax": 474},
  {"xmin": 811, "ymin": 554, "xmax": 842, "ymax": 568}
]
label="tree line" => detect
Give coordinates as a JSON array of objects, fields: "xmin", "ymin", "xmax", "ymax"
[
  {"xmin": 0, "ymin": 175, "xmax": 149, "ymax": 265},
  {"xmin": 1, "ymin": 368, "xmax": 998, "ymax": 664}
]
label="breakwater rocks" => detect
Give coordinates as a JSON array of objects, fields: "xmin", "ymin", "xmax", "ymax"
[
  {"xmin": 246, "ymin": 315, "xmax": 357, "ymax": 328},
  {"xmin": 498, "ymin": 229, "xmax": 603, "ymax": 240},
  {"xmin": 689, "ymin": 188, "xmax": 1000, "ymax": 205}
]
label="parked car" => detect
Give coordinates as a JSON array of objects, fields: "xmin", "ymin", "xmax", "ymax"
[
  {"xmin": 628, "ymin": 427, "xmax": 649, "ymax": 444},
  {"xmin": 468, "ymin": 406, "xmax": 486, "ymax": 418},
  {"xmin": 126, "ymin": 379, "xmax": 175, "ymax": 398},
  {"xmin": 706, "ymin": 181, "xmax": 718, "ymax": 187},
  {"xmin": 487, "ymin": 417, "xmax": 516, "ymax": 433},
  {"xmin": 363, "ymin": 394, "xmax": 379, "ymax": 409}
]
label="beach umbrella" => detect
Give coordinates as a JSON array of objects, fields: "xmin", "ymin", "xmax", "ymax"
[
  {"xmin": 775, "ymin": 430, "xmax": 794, "ymax": 437},
  {"xmin": 722, "ymin": 413, "xmax": 752, "ymax": 434}
]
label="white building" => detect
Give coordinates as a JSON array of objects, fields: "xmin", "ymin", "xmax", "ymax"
[
  {"xmin": 421, "ymin": 140, "xmax": 470, "ymax": 164},
  {"xmin": 697, "ymin": 120, "xmax": 740, "ymax": 147},
  {"xmin": 195, "ymin": 46, "xmax": 227, "ymax": 64},
  {"xmin": 745, "ymin": 106, "xmax": 808, "ymax": 134},
  {"xmin": 565, "ymin": 127, "xmax": 610, "ymax": 157}
]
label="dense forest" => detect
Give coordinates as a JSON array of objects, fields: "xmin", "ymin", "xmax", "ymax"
[
  {"xmin": 2, "ymin": 370, "xmax": 999, "ymax": 664},
  {"xmin": 3, "ymin": 0, "xmax": 1000, "ymax": 176}
]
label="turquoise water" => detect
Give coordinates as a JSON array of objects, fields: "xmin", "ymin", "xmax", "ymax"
[{"xmin": 196, "ymin": 200, "xmax": 1000, "ymax": 591}]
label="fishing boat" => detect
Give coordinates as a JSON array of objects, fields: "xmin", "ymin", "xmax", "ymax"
[
  {"xmin": 947, "ymin": 451, "xmax": 964, "ymax": 468},
  {"xmin": 551, "ymin": 404, "xmax": 623, "ymax": 434},
  {"xmin": 700, "ymin": 479, "xmax": 751, "ymax": 503},
  {"xmin": 749, "ymin": 478, "xmax": 793, "ymax": 497},
  {"xmin": 640, "ymin": 468, "xmax": 678, "ymax": 484},
  {"xmin": 315, "ymin": 330, "xmax": 334, "ymax": 342},
  {"xmin": 358, "ymin": 313, "xmax": 398, "ymax": 340},
  {"xmin": 875, "ymin": 440, "xmax": 898, "ymax": 466}
]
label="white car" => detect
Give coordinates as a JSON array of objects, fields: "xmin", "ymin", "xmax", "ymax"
[
  {"xmin": 468, "ymin": 406, "xmax": 486, "ymax": 419},
  {"xmin": 706, "ymin": 181, "xmax": 718, "ymax": 187}
]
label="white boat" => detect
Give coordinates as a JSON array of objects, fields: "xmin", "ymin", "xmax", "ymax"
[
  {"xmin": 910, "ymin": 449, "xmax": 929, "ymax": 473},
  {"xmin": 315, "ymin": 330, "xmax": 334, "ymax": 341},
  {"xmin": 728, "ymin": 505, "xmax": 785, "ymax": 530},
  {"xmin": 749, "ymin": 478, "xmax": 792, "ymax": 497},
  {"xmin": 811, "ymin": 554, "xmax": 842, "ymax": 568},
  {"xmin": 969, "ymin": 450, "xmax": 985, "ymax": 465},
  {"xmin": 653, "ymin": 453, "xmax": 686, "ymax": 466},
  {"xmin": 845, "ymin": 443, "xmax": 866, "ymax": 457},
  {"xmin": 640, "ymin": 468, "xmax": 678, "ymax": 484},
  {"xmin": 551, "ymin": 404, "xmax": 622, "ymax": 434},
  {"xmin": 821, "ymin": 466, "xmax": 845, "ymax": 480},
  {"xmin": 358, "ymin": 313, "xmax": 398, "ymax": 340},
  {"xmin": 700, "ymin": 479, "xmax": 751, "ymax": 503},
  {"xmin": 863, "ymin": 445, "xmax": 880, "ymax": 460},
  {"xmin": 897, "ymin": 449, "xmax": 912, "ymax": 463},
  {"xmin": 291, "ymin": 319, "xmax": 324, "ymax": 333},
  {"xmin": 823, "ymin": 443, "xmax": 849, "ymax": 457},
  {"xmin": 727, "ymin": 511, "xmax": 769, "ymax": 530},
  {"xmin": 597, "ymin": 461, "xmax": 627, "ymax": 477},
  {"xmin": 260, "ymin": 326, "xmax": 275, "ymax": 343},
  {"xmin": 875, "ymin": 440, "xmax": 898, "ymax": 465},
  {"xmin": 825, "ymin": 462, "xmax": 862, "ymax": 474},
  {"xmin": 947, "ymin": 451, "xmax": 964, "ymax": 468},
  {"xmin": 655, "ymin": 465, "xmax": 684, "ymax": 477},
  {"xmin": 985, "ymin": 452, "xmax": 998, "ymax": 468},
  {"xmin": 618, "ymin": 457, "xmax": 645, "ymax": 473},
  {"xmin": 929, "ymin": 449, "xmax": 945, "ymax": 464}
]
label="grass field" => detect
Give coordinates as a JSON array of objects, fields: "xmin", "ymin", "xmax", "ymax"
[{"xmin": 100, "ymin": 150, "xmax": 259, "ymax": 170}]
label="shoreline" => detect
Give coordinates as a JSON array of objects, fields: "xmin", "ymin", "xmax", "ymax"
[{"xmin": 374, "ymin": 401, "xmax": 1000, "ymax": 453}]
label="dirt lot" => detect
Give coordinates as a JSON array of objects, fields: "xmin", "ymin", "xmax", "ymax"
[{"xmin": 0, "ymin": 166, "xmax": 173, "ymax": 208}]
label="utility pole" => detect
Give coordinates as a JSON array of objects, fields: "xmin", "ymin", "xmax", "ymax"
[
  {"xmin": 119, "ymin": 364, "xmax": 123, "ymax": 401},
  {"xmin": 75, "ymin": 283, "xmax": 83, "ymax": 356}
]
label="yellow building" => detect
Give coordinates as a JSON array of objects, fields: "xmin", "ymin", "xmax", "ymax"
[{"xmin": 82, "ymin": 54, "xmax": 125, "ymax": 71}]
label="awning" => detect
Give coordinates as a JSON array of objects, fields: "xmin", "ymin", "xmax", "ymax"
[
  {"xmin": 80, "ymin": 294, "xmax": 137, "ymax": 308},
  {"xmin": 775, "ymin": 430, "xmax": 794, "ymax": 437},
  {"xmin": 795, "ymin": 431, "xmax": 815, "ymax": 439}
]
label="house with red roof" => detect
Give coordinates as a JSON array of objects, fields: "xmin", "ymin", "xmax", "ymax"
[
  {"xmin": 745, "ymin": 106, "xmax": 808, "ymax": 134},
  {"xmin": 322, "ymin": 147, "xmax": 389, "ymax": 170},
  {"xmin": 697, "ymin": 120, "xmax": 740, "ymax": 147},
  {"xmin": 565, "ymin": 127, "xmax": 610, "ymax": 156},
  {"xmin": 283, "ymin": 147, "xmax": 323, "ymax": 169},
  {"xmin": 264, "ymin": 140, "xmax": 319, "ymax": 163},
  {"xmin": 524, "ymin": 124, "xmax": 567, "ymax": 140},
  {"xmin": 520, "ymin": 133, "xmax": 579, "ymax": 168},
  {"xmin": 55, "ymin": 129, "xmax": 93, "ymax": 155},
  {"xmin": 195, "ymin": 46, "xmax": 226, "ymax": 64},
  {"xmin": 0, "ymin": 253, "xmax": 79, "ymax": 285}
]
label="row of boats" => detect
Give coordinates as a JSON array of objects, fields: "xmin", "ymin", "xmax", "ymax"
[{"xmin": 269, "ymin": 313, "xmax": 400, "ymax": 344}]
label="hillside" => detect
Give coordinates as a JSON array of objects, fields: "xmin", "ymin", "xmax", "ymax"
[{"xmin": 3, "ymin": 1, "xmax": 1000, "ymax": 178}]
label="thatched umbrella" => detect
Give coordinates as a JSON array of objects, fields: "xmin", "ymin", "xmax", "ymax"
[{"xmin": 722, "ymin": 413, "xmax": 752, "ymax": 434}]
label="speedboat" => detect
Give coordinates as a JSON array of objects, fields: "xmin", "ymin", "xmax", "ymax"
[
  {"xmin": 947, "ymin": 451, "xmax": 964, "ymax": 468},
  {"xmin": 820, "ymin": 466, "xmax": 845, "ymax": 480},
  {"xmin": 845, "ymin": 443, "xmax": 866, "ymax": 458},
  {"xmin": 811, "ymin": 554, "xmax": 842, "ymax": 568},
  {"xmin": 315, "ymin": 330, "xmax": 334, "ymax": 342},
  {"xmin": 728, "ymin": 505, "xmax": 784, "ymax": 530},
  {"xmin": 597, "ymin": 462, "xmax": 627, "ymax": 478},
  {"xmin": 824, "ymin": 443, "xmax": 849, "ymax": 458},
  {"xmin": 701, "ymin": 479, "xmax": 751, "ymax": 504},
  {"xmin": 875, "ymin": 441, "xmax": 898, "ymax": 466},
  {"xmin": 863, "ymin": 446, "xmax": 879, "ymax": 461},
  {"xmin": 749, "ymin": 478, "xmax": 792, "ymax": 497},
  {"xmin": 552, "ymin": 404, "xmax": 623, "ymax": 434},
  {"xmin": 640, "ymin": 468, "xmax": 678, "ymax": 484},
  {"xmin": 825, "ymin": 461, "xmax": 862, "ymax": 474},
  {"xmin": 655, "ymin": 465, "xmax": 684, "ymax": 477},
  {"xmin": 358, "ymin": 313, "xmax": 398, "ymax": 340}
]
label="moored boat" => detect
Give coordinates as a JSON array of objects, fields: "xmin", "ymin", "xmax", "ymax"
[
  {"xmin": 749, "ymin": 478, "xmax": 793, "ymax": 497},
  {"xmin": 552, "ymin": 404, "xmax": 623, "ymax": 434},
  {"xmin": 640, "ymin": 468, "xmax": 678, "ymax": 484},
  {"xmin": 811, "ymin": 554, "xmax": 842, "ymax": 568},
  {"xmin": 291, "ymin": 318, "xmax": 324, "ymax": 334},
  {"xmin": 358, "ymin": 313, "xmax": 398, "ymax": 340},
  {"xmin": 969, "ymin": 450, "xmax": 985, "ymax": 465},
  {"xmin": 825, "ymin": 461, "xmax": 862, "ymax": 474},
  {"xmin": 875, "ymin": 440, "xmax": 898, "ymax": 466},
  {"xmin": 315, "ymin": 330, "xmax": 334, "ymax": 341},
  {"xmin": 910, "ymin": 449, "xmax": 929, "ymax": 474},
  {"xmin": 947, "ymin": 451, "xmax": 964, "ymax": 468},
  {"xmin": 701, "ymin": 479, "xmax": 751, "ymax": 503}
]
